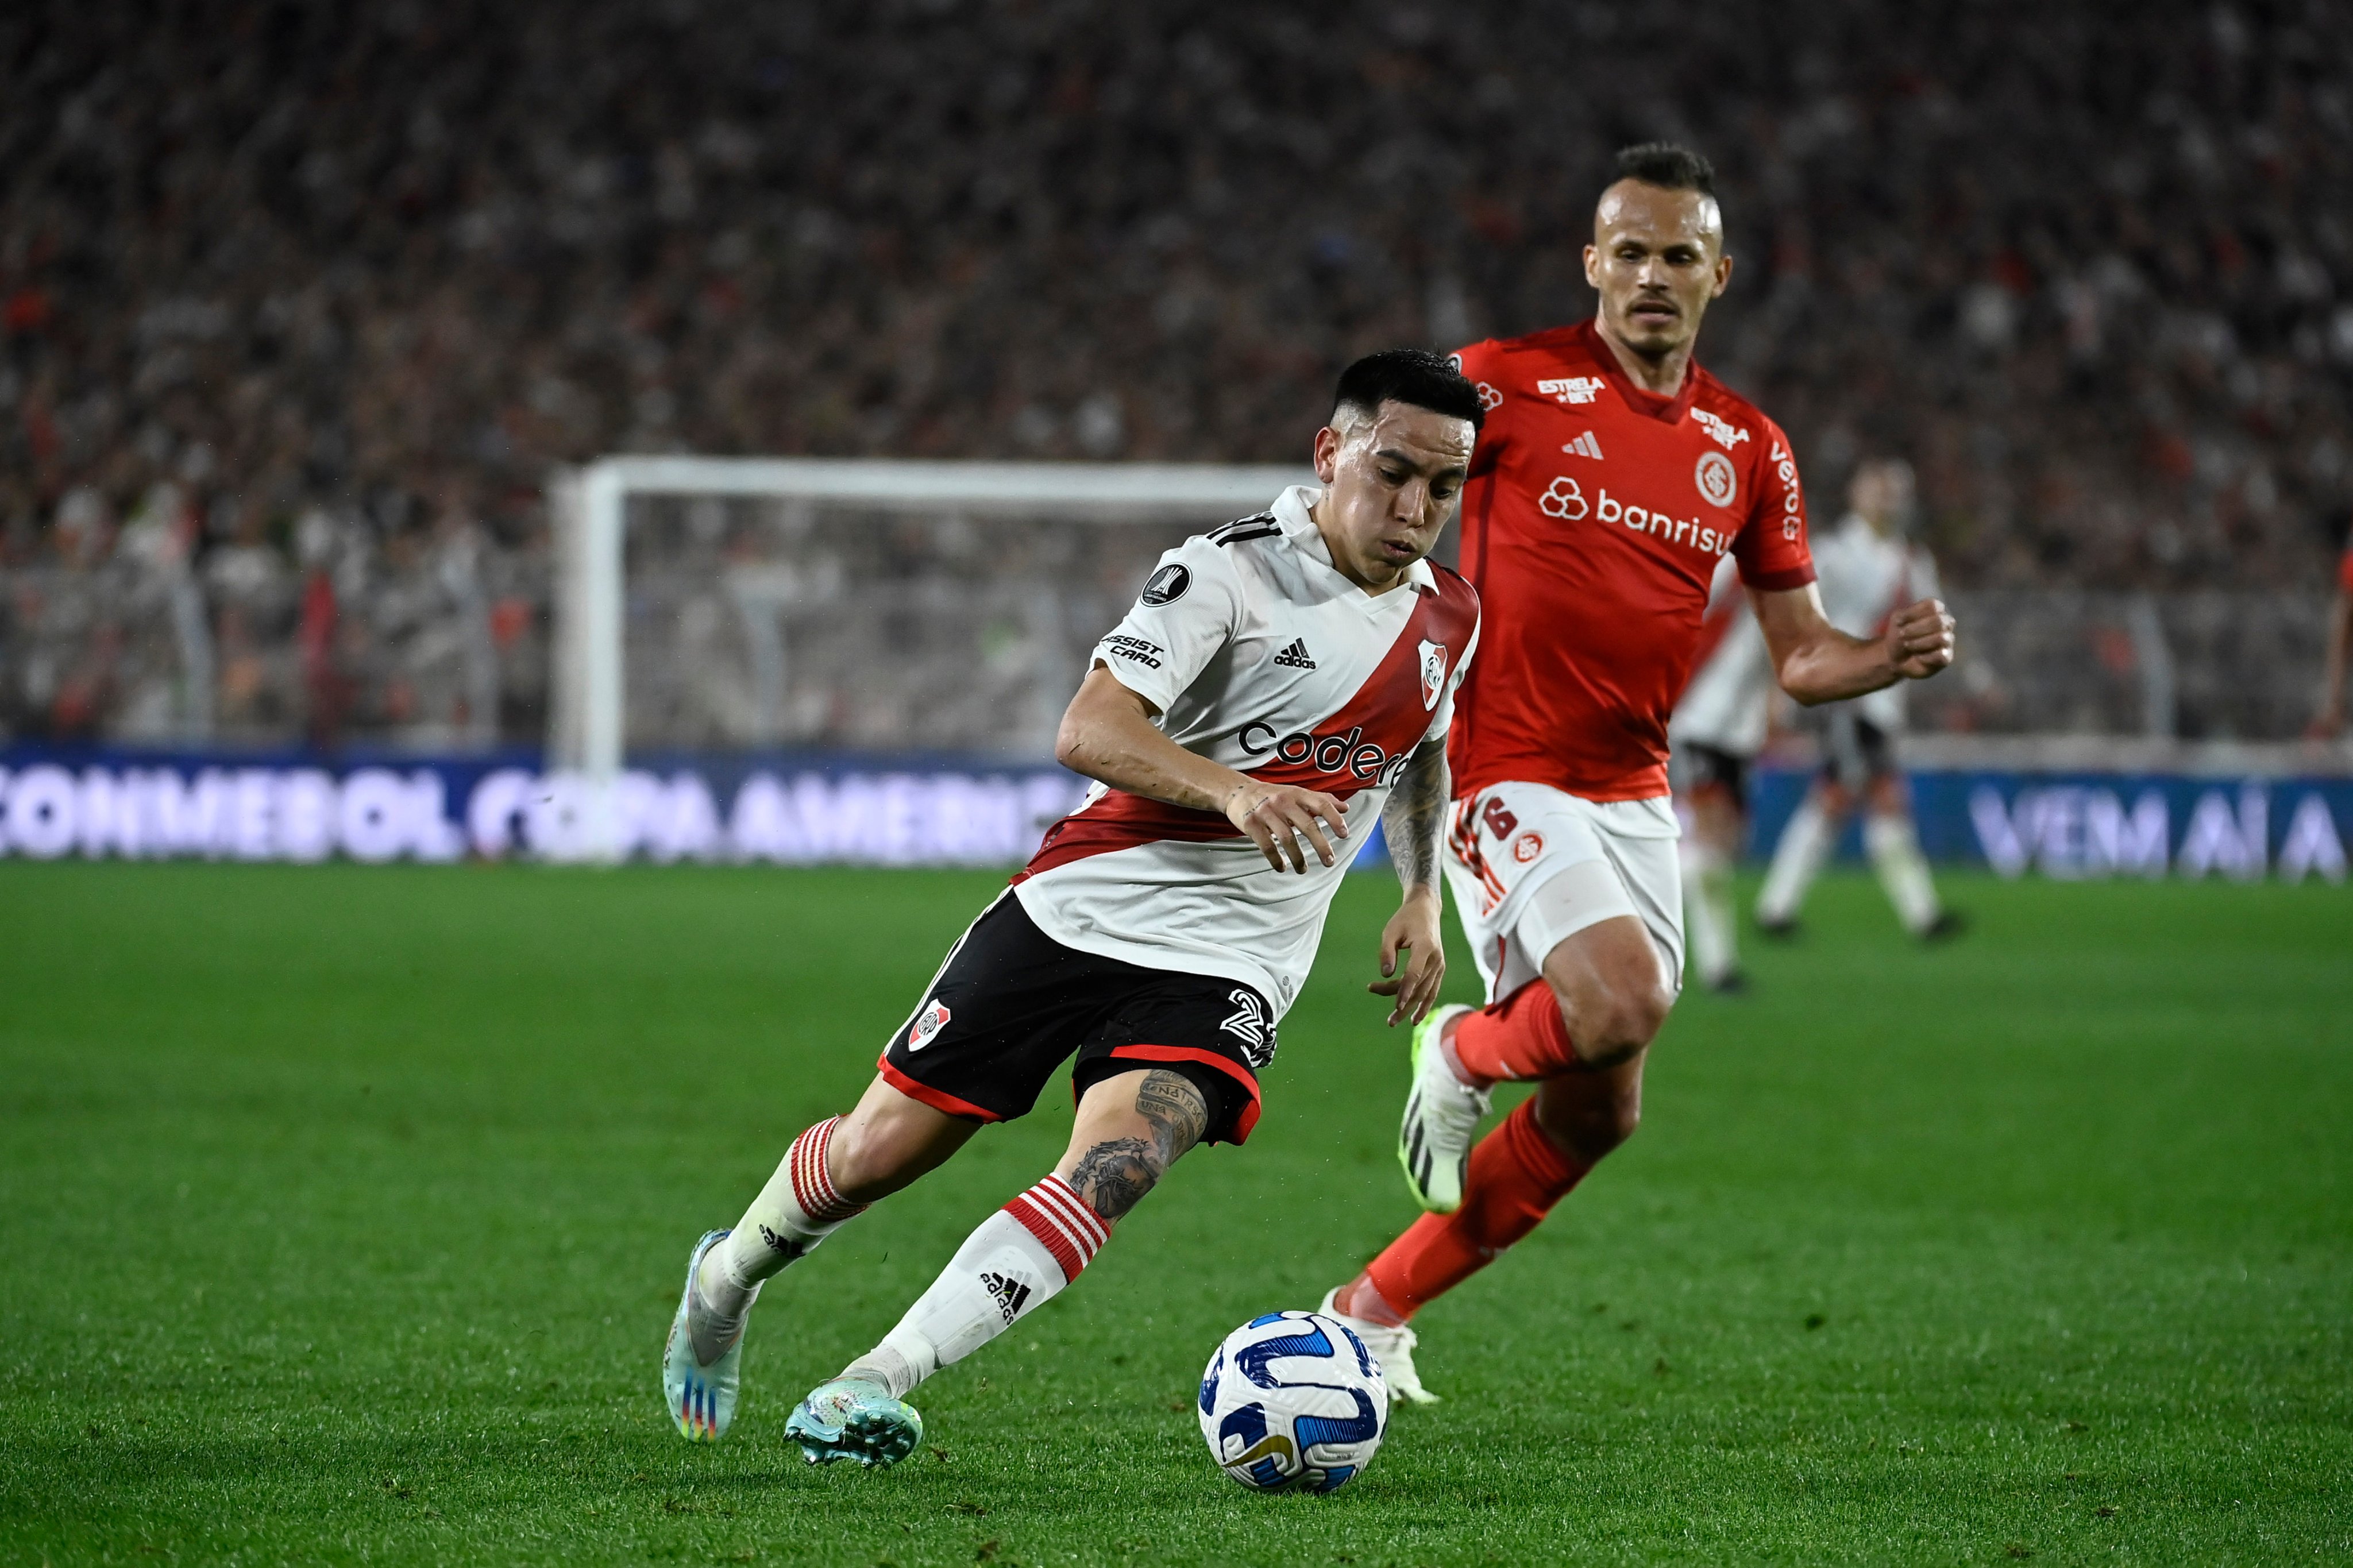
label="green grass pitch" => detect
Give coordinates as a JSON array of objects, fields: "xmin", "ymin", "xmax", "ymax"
[{"xmin": 1, "ymin": 862, "xmax": 2347, "ymax": 1565}]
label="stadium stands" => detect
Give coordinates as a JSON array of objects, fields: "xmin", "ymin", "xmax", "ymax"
[{"xmin": 2, "ymin": 1, "xmax": 2348, "ymax": 746}]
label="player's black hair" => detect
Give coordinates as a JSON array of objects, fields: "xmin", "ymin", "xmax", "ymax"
[
  {"xmin": 1612, "ymin": 141, "xmax": 1717, "ymax": 200},
  {"xmin": 1332, "ymin": 347, "xmax": 1486, "ymax": 434}
]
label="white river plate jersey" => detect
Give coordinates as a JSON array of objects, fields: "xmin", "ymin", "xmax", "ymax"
[
  {"xmin": 1671, "ymin": 554, "xmax": 1774, "ymax": 758},
  {"xmin": 1013, "ymin": 485, "xmax": 1482, "ymax": 1015},
  {"xmin": 1811, "ymin": 512, "xmax": 1943, "ymax": 732}
]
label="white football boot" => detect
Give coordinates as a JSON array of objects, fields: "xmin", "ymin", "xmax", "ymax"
[
  {"xmin": 1397, "ymin": 1003, "xmax": 1488, "ymax": 1213},
  {"xmin": 1318, "ymin": 1288, "xmax": 1437, "ymax": 1405},
  {"xmin": 662, "ymin": 1230, "xmax": 756, "ymax": 1442}
]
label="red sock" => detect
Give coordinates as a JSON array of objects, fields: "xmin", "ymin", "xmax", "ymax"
[
  {"xmin": 1355, "ymin": 1099, "xmax": 1588, "ymax": 1319},
  {"xmin": 1449, "ymin": 979, "xmax": 1579, "ymax": 1085}
]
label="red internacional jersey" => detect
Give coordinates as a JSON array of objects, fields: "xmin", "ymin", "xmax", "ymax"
[{"xmin": 1449, "ymin": 319, "xmax": 1816, "ymax": 801}]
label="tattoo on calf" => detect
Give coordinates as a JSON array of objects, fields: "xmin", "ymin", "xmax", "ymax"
[
  {"xmin": 1069, "ymin": 1137, "xmax": 1158, "ymax": 1221},
  {"xmin": 1067, "ymin": 1072, "xmax": 1211, "ymax": 1221},
  {"xmin": 1134, "ymin": 1069, "xmax": 1209, "ymax": 1165}
]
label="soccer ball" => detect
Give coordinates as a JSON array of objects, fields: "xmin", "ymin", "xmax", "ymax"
[{"xmin": 1197, "ymin": 1310, "xmax": 1389, "ymax": 1493}]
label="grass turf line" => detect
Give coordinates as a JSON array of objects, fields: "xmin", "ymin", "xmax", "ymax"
[{"xmin": 0, "ymin": 862, "xmax": 2346, "ymax": 1565}]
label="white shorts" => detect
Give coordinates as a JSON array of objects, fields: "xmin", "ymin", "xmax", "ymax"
[{"xmin": 1441, "ymin": 782, "xmax": 1684, "ymax": 1006}]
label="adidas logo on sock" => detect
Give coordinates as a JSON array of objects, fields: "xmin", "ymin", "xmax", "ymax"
[
  {"xmin": 980, "ymin": 1270, "xmax": 1033, "ymax": 1323},
  {"xmin": 1561, "ymin": 431, "xmax": 1604, "ymax": 460},
  {"xmin": 1272, "ymin": 639, "xmax": 1317, "ymax": 670},
  {"xmin": 757, "ymin": 1224, "xmax": 809, "ymax": 1261}
]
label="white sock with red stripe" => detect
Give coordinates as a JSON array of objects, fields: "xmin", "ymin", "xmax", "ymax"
[
  {"xmin": 841, "ymin": 1175, "xmax": 1110, "ymax": 1400},
  {"xmin": 696, "ymin": 1117, "xmax": 867, "ymax": 1346}
]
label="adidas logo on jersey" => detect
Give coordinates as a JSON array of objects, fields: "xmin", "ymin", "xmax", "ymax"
[
  {"xmin": 1271, "ymin": 639, "xmax": 1317, "ymax": 670},
  {"xmin": 1210, "ymin": 513, "xmax": 1280, "ymax": 547},
  {"xmin": 980, "ymin": 1270, "xmax": 1033, "ymax": 1323},
  {"xmin": 1560, "ymin": 431, "xmax": 1604, "ymax": 461}
]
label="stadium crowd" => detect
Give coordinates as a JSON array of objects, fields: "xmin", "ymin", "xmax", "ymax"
[{"xmin": 2, "ymin": 0, "xmax": 2350, "ymax": 744}]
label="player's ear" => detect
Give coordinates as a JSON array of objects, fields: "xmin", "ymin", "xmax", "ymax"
[
  {"xmin": 1711, "ymin": 251, "xmax": 1734, "ymax": 299},
  {"xmin": 1312, "ymin": 424, "xmax": 1342, "ymax": 484},
  {"xmin": 1581, "ymin": 242, "xmax": 1601, "ymax": 289}
]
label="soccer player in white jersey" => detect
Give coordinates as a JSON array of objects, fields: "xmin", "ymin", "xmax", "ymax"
[
  {"xmin": 659, "ymin": 350, "xmax": 1483, "ymax": 1466},
  {"xmin": 1756, "ymin": 458, "xmax": 1957, "ymax": 940},
  {"xmin": 1669, "ymin": 555, "xmax": 1774, "ymax": 991}
]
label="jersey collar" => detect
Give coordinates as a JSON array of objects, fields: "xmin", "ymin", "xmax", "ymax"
[
  {"xmin": 1272, "ymin": 485, "xmax": 1438, "ymax": 602},
  {"xmin": 1577, "ymin": 317, "xmax": 1702, "ymax": 424}
]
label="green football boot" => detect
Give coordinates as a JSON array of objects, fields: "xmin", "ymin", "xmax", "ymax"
[{"xmin": 1397, "ymin": 1003, "xmax": 1488, "ymax": 1212}]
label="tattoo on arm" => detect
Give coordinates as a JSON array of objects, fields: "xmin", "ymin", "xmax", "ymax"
[
  {"xmin": 1068, "ymin": 1072, "xmax": 1208, "ymax": 1222},
  {"xmin": 1382, "ymin": 739, "xmax": 1449, "ymax": 890}
]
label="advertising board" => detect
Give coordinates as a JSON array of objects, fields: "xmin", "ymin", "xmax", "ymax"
[{"xmin": 0, "ymin": 747, "xmax": 2344, "ymax": 883}]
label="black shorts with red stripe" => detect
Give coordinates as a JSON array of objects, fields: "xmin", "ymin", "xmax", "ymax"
[{"xmin": 878, "ymin": 893, "xmax": 1272, "ymax": 1145}]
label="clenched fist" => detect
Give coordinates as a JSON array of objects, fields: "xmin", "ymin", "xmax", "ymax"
[{"xmin": 1887, "ymin": 598, "xmax": 1957, "ymax": 681}]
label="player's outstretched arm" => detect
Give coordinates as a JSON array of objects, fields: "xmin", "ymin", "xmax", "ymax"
[
  {"xmin": 1368, "ymin": 737, "xmax": 1448, "ymax": 1026},
  {"xmin": 1752, "ymin": 584, "xmax": 1956, "ymax": 706},
  {"xmin": 1055, "ymin": 665, "xmax": 1349, "ymax": 874}
]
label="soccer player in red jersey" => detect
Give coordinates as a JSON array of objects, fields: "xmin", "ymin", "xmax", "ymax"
[{"xmin": 1319, "ymin": 144, "xmax": 1957, "ymax": 1401}]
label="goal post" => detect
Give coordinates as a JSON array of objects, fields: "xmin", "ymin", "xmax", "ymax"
[{"xmin": 547, "ymin": 456, "xmax": 1312, "ymax": 862}]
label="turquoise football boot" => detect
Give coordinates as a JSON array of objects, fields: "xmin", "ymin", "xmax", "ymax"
[{"xmin": 785, "ymin": 1377, "xmax": 924, "ymax": 1468}]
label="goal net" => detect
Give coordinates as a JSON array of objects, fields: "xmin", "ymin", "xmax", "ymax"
[{"xmin": 543, "ymin": 457, "xmax": 1310, "ymax": 863}]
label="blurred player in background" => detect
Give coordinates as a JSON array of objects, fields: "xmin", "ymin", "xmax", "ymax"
[
  {"xmin": 2309, "ymin": 523, "xmax": 2353, "ymax": 738},
  {"xmin": 1754, "ymin": 458, "xmax": 1957, "ymax": 941},
  {"xmin": 1320, "ymin": 145, "xmax": 1956, "ymax": 1401},
  {"xmin": 1669, "ymin": 555, "xmax": 1773, "ymax": 992},
  {"xmin": 659, "ymin": 352, "xmax": 1482, "ymax": 1467}
]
